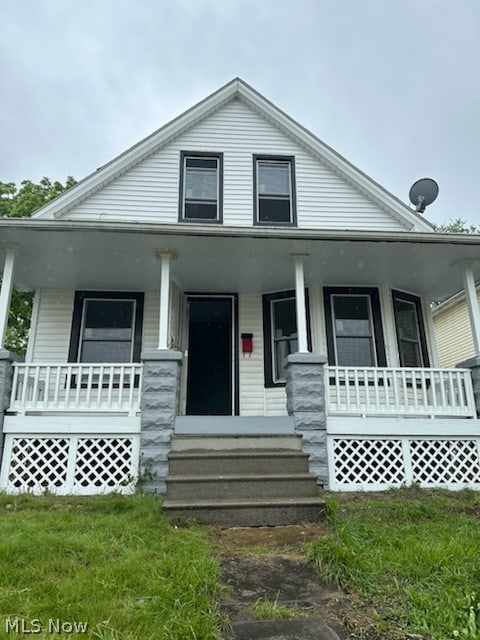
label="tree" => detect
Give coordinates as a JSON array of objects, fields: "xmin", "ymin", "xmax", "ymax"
[
  {"xmin": 0, "ymin": 176, "xmax": 76, "ymax": 218},
  {"xmin": 1, "ymin": 177, "xmax": 76, "ymax": 355},
  {"xmin": 435, "ymin": 218, "xmax": 480, "ymax": 234}
]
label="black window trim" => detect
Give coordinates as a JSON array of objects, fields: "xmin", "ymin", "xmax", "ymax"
[
  {"xmin": 262, "ymin": 289, "xmax": 311, "ymax": 387},
  {"xmin": 253, "ymin": 154, "xmax": 297, "ymax": 227},
  {"xmin": 392, "ymin": 289, "xmax": 430, "ymax": 368},
  {"xmin": 68, "ymin": 291, "xmax": 144, "ymax": 364},
  {"xmin": 324, "ymin": 286, "xmax": 387, "ymax": 367},
  {"xmin": 178, "ymin": 150, "xmax": 224, "ymax": 224}
]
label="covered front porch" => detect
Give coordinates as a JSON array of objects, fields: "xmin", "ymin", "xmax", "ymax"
[
  {"xmin": 1, "ymin": 220, "xmax": 480, "ymax": 495},
  {"xmin": 1, "ymin": 357, "xmax": 479, "ymax": 494}
]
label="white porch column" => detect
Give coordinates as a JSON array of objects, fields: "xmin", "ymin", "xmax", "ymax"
[
  {"xmin": 292, "ymin": 254, "xmax": 309, "ymax": 353},
  {"xmin": 156, "ymin": 249, "xmax": 177, "ymax": 350},
  {"xmin": 0, "ymin": 250, "xmax": 16, "ymax": 349},
  {"xmin": 462, "ymin": 263, "xmax": 480, "ymax": 356}
]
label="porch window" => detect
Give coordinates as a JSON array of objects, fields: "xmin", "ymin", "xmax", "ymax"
[
  {"xmin": 263, "ymin": 290, "xmax": 310, "ymax": 386},
  {"xmin": 324, "ymin": 287, "xmax": 386, "ymax": 366},
  {"xmin": 179, "ymin": 152, "xmax": 223, "ymax": 222},
  {"xmin": 254, "ymin": 156, "xmax": 297, "ymax": 225},
  {"xmin": 392, "ymin": 290, "xmax": 429, "ymax": 367},
  {"xmin": 68, "ymin": 292, "xmax": 144, "ymax": 363}
]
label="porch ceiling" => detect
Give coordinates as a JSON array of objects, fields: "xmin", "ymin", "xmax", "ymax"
[{"xmin": 1, "ymin": 220, "xmax": 479, "ymax": 301}]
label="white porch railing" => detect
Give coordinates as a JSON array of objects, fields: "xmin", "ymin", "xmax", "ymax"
[
  {"xmin": 326, "ymin": 366, "xmax": 476, "ymax": 418},
  {"xmin": 9, "ymin": 363, "xmax": 143, "ymax": 415}
]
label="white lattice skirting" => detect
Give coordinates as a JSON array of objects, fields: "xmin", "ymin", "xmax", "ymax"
[
  {"xmin": 0, "ymin": 435, "xmax": 140, "ymax": 495},
  {"xmin": 328, "ymin": 436, "xmax": 480, "ymax": 491}
]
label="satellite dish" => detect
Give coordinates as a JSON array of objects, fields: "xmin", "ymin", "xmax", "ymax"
[{"xmin": 409, "ymin": 178, "xmax": 439, "ymax": 213}]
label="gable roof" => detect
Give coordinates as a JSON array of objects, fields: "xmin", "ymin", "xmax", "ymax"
[{"xmin": 32, "ymin": 78, "xmax": 433, "ymax": 230}]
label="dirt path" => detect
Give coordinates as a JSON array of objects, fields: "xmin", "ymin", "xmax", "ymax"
[{"xmin": 215, "ymin": 524, "xmax": 428, "ymax": 640}]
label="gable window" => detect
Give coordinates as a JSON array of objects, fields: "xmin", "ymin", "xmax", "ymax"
[
  {"xmin": 68, "ymin": 291, "xmax": 144, "ymax": 363},
  {"xmin": 254, "ymin": 155, "xmax": 296, "ymax": 225},
  {"xmin": 324, "ymin": 287, "xmax": 386, "ymax": 367},
  {"xmin": 179, "ymin": 151, "xmax": 223, "ymax": 222},
  {"xmin": 262, "ymin": 290, "xmax": 310, "ymax": 386},
  {"xmin": 392, "ymin": 290, "xmax": 429, "ymax": 367}
]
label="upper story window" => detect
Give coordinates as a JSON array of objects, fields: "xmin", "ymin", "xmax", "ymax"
[
  {"xmin": 254, "ymin": 155, "xmax": 297, "ymax": 226},
  {"xmin": 179, "ymin": 151, "xmax": 223, "ymax": 223}
]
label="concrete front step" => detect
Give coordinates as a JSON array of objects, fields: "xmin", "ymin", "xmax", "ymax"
[
  {"xmin": 171, "ymin": 434, "xmax": 303, "ymax": 451},
  {"xmin": 162, "ymin": 497, "xmax": 326, "ymax": 526},
  {"xmin": 225, "ymin": 616, "xmax": 341, "ymax": 640},
  {"xmin": 163, "ymin": 434, "xmax": 324, "ymax": 526},
  {"xmin": 166, "ymin": 473, "xmax": 319, "ymax": 501},
  {"xmin": 168, "ymin": 450, "xmax": 310, "ymax": 475}
]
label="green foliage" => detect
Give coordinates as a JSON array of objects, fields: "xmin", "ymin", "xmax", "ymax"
[
  {"xmin": 306, "ymin": 489, "xmax": 480, "ymax": 639},
  {"xmin": 0, "ymin": 176, "xmax": 76, "ymax": 218},
  {"xmin": 1, "ymin": 176, "xmax": 76, "ymax": 355},
  {"xmin": 251, "ymin": 594, "xmax": 308, "ymax": 620},
  {"xmin": 0, "ymin": 494, "xmax": 223, "ymax": 639},
  {"xmin": 435, "ymin": 218, "xmax": 480, "ymax": 234},
  {"xmin": 6, "ymin": 290, "xmax": 34, "ymax": 355}
]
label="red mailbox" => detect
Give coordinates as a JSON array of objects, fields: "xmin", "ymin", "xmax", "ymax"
[{"xmin": 241, "ymin": 333, "xmax": 253, "ymax": 354}]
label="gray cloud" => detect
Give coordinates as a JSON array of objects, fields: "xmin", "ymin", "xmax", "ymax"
[{"xmin": 1, "ymin": 0, "xmax": 479, "ymax": 226}]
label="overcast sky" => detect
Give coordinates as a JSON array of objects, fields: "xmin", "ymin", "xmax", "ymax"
[{"xmin": 1, "ymin": 0, "xmax": 479, "ymax": 227}]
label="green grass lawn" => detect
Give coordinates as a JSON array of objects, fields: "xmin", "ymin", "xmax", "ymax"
[
  {"xmin": 0, "ymin": 494, "xmax": 222, "ymax": 639},
  {"xmin": 306, "ymin": 488, "xmax": 480, "ymax": 640}
]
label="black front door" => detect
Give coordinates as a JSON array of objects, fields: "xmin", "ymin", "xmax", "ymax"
[{"xmin": 186, "ymin": 296, "xmax": 234, "ymax": 415}]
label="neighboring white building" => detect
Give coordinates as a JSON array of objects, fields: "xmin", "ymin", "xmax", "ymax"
[{"xmin": 0, "ymin": 78, "xmax": 480, "ymax": 516}]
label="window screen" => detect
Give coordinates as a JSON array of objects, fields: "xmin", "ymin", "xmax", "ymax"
[
  {"xmin": 332, "ymin": 295, "xmax": 376, "ymax": 366},
  {"xmin": 68, "ymin": 292, "xmax": 144, "ymax": 364},
  {"xmin": 181, "ymin": 154, "xmax": 222, "ymax": 221},
  {"xmin": 255, "ymin": 157, "xmax": 296, "ymax": 224},
  {"xmin": 80, "ymin": 299, "xmax": 135, "ymax": 363}
]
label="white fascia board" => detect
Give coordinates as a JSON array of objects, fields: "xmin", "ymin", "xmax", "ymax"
[
  {"xmin": 3, "ymin": 217, "xmax": 480, "ymax": 246},
  {"xmin": 32, "ymin": 79, "xmax": 242, "ymax": 220}
]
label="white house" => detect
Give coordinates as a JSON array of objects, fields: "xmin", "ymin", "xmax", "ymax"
[{"xmin": 1, "ymin": 79, "xmax": 480, "ymax": 524}]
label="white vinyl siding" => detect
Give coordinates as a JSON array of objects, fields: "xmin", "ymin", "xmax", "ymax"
[
  {"xmin": 29, "ymin": 289, "xmax": 74, "ymax": 362},
  {"xmin": 141, "ymin": 287, "xmax": 184, "ymax": 352},
  {"xmin": 264, "ymin": 388, "xmax": 288, "ymax": 416},
  {"xmin": 238, "ymin": 294, "xmax": 264, "ymax": 415},
  {"xmin": 433, "ymin": 294, "xmax": 479, "ymax": 368},
  {"xmin": 141, "ymin": 292, "xmax": 160, "ymax": 351},
  {"xmin": 64, "ymin": 99, "xmax": 407, "ymax": 232},
  {"xmin": 30, "ymin": 289, "xmax": 162, "ymax": 363},
  {"xmin": 238, "ymin": 293, "xmax": 288, "ymax": 416}
]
